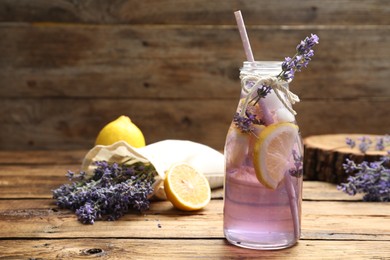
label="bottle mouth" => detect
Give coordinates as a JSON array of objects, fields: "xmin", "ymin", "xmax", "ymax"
[
  {"xmin": 242, "ymin": 61, "xmax": 282, "ymax": 67},
  {"xmin": 241, "ymin": 61, "xmax": 282, "ymax": 76}
]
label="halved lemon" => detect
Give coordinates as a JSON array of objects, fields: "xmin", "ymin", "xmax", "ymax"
[
  {"xmin": 253, "ymin": 122, "xmax": 299, "ymax": 189},
  {"xmin": 164, "ymin": 163, "xmax": 211, "ymax": 211}
]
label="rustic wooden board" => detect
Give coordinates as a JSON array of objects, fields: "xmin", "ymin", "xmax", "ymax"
[
  {"xmin": 1, "ymin": 24, "xmax": 389, "ymax": 150},
  {"xmin": 0, "ymin": 0, "xmax": 389, "ymax": 25},
  {"xmin": 0, "ymin": 199, "xmax": 388, "ymax": 240},
  {"xmin": 0, "ymin": 150, "xmax": 86, "ymax": 165},
  {"xmin": 302, "ymin": 181, "xmax": 363, "ymax": 201},
  {"xmin": 0, "ymin": 2, "xmax": 388, "ymax": 258},
  {"xmin": 304, "ymin": 134, "xmax": 388, "ymax": 182},
  {"xmin": 0, "ymin": 239, "xmax": 389, "ymax": 259},
  {"xmin": 0, "ymin": 24, "xmax": 389, "ymax": 99},
  {"xmin": 0, "ymin": 98, "xmax": 388, "ymax": 150},
  {"xmin": 0, "ymin": 151, "xmax": 361, "ymax": 201},
  {"xmin": 0, "ymin": 3, "xmax": 388, "ymax": 152}
]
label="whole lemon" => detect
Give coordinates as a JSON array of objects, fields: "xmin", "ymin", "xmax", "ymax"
[{"xmin": 95, "ymin": 115, "xmax": 146, "ymax": 147}]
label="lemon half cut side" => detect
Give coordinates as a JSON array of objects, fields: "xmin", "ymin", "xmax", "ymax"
[
  {"xmin": 253, "ymin": 122, "xmax": 299, "ymax": 189},
  {"xmin": 164, "ymin": 163, "xmax": 211, "ymax": 211}
]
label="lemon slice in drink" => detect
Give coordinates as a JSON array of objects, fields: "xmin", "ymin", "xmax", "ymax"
[
  {"xmin": 253, "ymin": 123, "xmax": 299, "ymax": 189},
  {"xmin": 164, "ymin": 163, "xmax": 211, "ymax": 211}
]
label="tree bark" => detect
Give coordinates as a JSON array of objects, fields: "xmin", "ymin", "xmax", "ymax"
[{"xmin": 303, "ymin": 134, "xmax": 387, "ymax": 183}]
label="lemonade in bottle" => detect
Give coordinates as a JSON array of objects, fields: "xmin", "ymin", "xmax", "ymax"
[
  {"xmin": 224, "ymin": 11, "xmax": 318, "ymax": 250},
  {"xmin": 223, "ymin": 61, "xmax": 304, "ymax": 250}
]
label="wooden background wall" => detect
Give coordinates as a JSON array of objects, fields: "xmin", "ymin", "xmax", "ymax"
[{"xmin": 0, "ymin": 0, "xmax": 389, "ymax": 151}]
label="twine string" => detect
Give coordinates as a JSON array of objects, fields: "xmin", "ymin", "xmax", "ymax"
[{"xmin": 239, "ymin": 73, "xmax": 300, "ymax": 115}]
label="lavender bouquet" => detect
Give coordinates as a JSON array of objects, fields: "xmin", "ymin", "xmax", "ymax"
[{"xmin": 53, "ymin": 160, "xmax": 157, "ymax": 224}]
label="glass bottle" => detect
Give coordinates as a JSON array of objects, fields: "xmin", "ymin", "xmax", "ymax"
[{"xmin": 223, "ymin": 61, "xmax": 304, "ymax": 250}]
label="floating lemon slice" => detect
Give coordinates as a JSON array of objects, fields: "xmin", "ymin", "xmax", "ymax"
[
  {"xmin": 164, "ymin": 163, "xmax": 211, "ymax": 211},
  {"xmin": 253, "ymin": 122, "xmax": 299, "ymax": 189}
]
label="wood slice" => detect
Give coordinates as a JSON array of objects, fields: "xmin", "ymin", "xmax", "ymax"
[{"xmin": 303, "ymin": 134, "xmax": 388, "ymax": 183}]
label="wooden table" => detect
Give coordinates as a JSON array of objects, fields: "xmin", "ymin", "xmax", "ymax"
[{"xmin": 0, "ymin": 150, "xmax": 389, "ymax": 259}]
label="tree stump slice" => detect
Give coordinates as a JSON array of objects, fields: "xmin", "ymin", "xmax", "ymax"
[{"xmin": 303, "ymin": 134, "xmax": 387, "ymax": 184}]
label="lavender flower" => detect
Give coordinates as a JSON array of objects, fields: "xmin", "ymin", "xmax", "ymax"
[
  {"xmin": 289, "ymin": 150, "xmax": 303, "ymax": 177},
  {"xmin": 296, "ymin": 34, "xmax": 320, "ymax": 54},
  {"xmin": 53, "ymin": 160, "xmax": 157, "ymax": 224},
  {"xmin": 358, "ymin": 136, "xmax": 372, "ymax": 153},
  {"xmin": 280, "ymin": 34, "xmax": 319, "ymax": 82},
  {"xmin": 250, "ymin": 84, "xmax": 272, "ymax": 104},
  {"xmin": 233, "ymin": 111, "xmax": 263, "ymax": 133},
  {"xmin": 76, "ymin": 202, "xmax": 97, "ymax": 224},
  {"xmin": 376, "ymin": 135, "xmax": 390, "ymax": 151},
  {"xmin": 345, "ymin": 137, "xmax": 356, "ymax": 149},
  {"xmin": 338, "ymin": 156, "xmax": 390, "ymax": 202}
]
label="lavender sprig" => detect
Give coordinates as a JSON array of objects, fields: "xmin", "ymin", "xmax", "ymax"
[
  {"xmin": 53, "ymin": 160, "xmax": 157, "ymax": 224},
  {"xmin": 358, "ymin": 137, "xmax": 373, "ymax": 153},
  {"xmin": 345, "ymin": 137, "xmax": 356, "ymax": 149},
  {"xmin": 289, "ymin": 150, "xmax": 303, "ymax": 177},
  {"xmin": 233, "ymin": 111, "xmax": 263, "ymax": 133},
  {"xmin": 237, "ymin": 34, "xmax": 319, "ymax": 132},
  {"xmin": 337, "ymin": 154, "xmax": 390, "ymax": 202},
  {"xmin": 279, "ymin": 34, "xmax": 319, "ymax": 81},
  {"xmin": 249, "ymin": 84, "xmax": 272, "ymax": 105}
]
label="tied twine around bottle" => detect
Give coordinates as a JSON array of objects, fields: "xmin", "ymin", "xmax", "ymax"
[{"xmin": 240, "ymin": 72, "xmax": 300, "ymax": 115}]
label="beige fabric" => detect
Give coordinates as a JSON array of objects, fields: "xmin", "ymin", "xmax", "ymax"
[{"xmin": 81, "ymin": 140, "xmax": 224, "ymax": 200}]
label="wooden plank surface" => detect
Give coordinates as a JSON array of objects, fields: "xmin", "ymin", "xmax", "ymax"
[
  {"xmin": 0, "ymin": 239, "xmax": 389, "ymax": 260},
  {"xmin": 0, "ymin": 150, "xmax": 86, "ymax": 165},
  {"xmin": 0, "ymin": 199, "xmax": 389, "ymax": 240},
  {"xmin": 0, "ymin": 150, "xmax": 389, "ymax": 259},
  {"xmin": 0, "ymin": 164, "xmax": 363, "ymax": 201},
  {"xmin": 0, "ymin": 0, "xmax": 389, "ymax": 25},
  {"xmin": 0, "ymin": 150, "xmax": 372, "ymax": 202},
  {"xmin": 1, "ymin": 24, "xmax": 389, "ymax": 99},
  {"xmin": 0, "ymin": 97, "xmax": 388, "ymax": 150}
]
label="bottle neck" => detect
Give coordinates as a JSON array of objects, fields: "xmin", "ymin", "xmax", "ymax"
[
  {"xmin": 240, "ymin": 61, "xmax": 282, "ymax": 78},
  {"xmin": 238, "ymin": 61, "xmax": 299, "ymax": 116},
  {"xmin": 239, "ymin": 61, "xmax": 286, "ymax": 97}
]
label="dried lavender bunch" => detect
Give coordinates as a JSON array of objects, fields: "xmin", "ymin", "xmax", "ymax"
[
  {"xmin": 337, "ymin": 154, "xmax": 390, "ymax": 202},
  {"xmin": 53, "ymin": 160, "xmax": 157, "ymax": 224}
]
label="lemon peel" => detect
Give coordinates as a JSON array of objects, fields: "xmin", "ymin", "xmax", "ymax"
[{"xmin": 95, "ymin": 115, "xmax": 145, "ymax": 148}]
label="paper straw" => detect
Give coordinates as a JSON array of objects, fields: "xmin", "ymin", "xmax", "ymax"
[
  {"xmin": 285, "ymin": 172, "xmax": 300, "ymax": 240},
  {"xmin": 234, "ymin": 10, "xmax": 254, "ymax": 62}
]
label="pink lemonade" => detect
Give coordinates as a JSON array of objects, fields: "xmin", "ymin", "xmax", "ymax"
[
  {"xmin": 223, "ymin": 162, "xmax": 302, "ymax": 249},
  {"xmin": 223, "ymin": 61, "xmax": 303, "ymax": 250}
]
